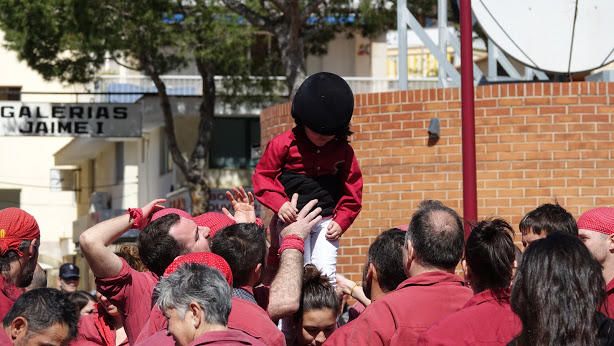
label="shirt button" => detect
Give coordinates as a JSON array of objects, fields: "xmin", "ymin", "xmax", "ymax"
[
  {"xmin": 317, "ymin": 166, "xmax": 320, "ymax": 170},
  {"xmin": 316, "ymin": 149, "xmax": 320, "ymax": 154}
]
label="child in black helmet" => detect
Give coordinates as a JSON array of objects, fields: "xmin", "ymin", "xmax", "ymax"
[{"xmin": 253, "ymin": 72, "xmax": 363, "ymax": 283}]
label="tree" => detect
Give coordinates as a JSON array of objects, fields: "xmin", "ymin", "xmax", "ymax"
[
  {"xmin": 222, "ymin": 0, "xmax": 397, "ymax": 97},
  {"xmin": 0, "ymin": 0, "xmax": 272, "ymax": 214}
]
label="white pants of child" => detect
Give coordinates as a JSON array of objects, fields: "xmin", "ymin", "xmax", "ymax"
[{"xmin": 303, "ymin": 217, "xmax": 339, "ymax": 285}]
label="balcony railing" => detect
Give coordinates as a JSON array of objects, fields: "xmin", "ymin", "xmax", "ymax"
[{"xmin": 92, "ymin": 75, "xmax": 439, "ymax": 103}]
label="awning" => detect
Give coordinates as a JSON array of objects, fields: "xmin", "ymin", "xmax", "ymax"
[{"xmin": 54, "ymin": 138, "xmax": 110, "ymax": 165}]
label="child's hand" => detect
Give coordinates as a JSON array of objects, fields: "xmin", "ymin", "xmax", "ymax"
[
  {"xmin": 326, "ymin": 221, "xmax": 343, "ymax": 240},
  {"xmin": 278, "ymin": 194, "xmax": 299, "ymax": 223}
]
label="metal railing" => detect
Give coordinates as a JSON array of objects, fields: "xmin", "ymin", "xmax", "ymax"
[{"xmin": 91, "ymin": 75, "xmax": 439, "ymax": 102}]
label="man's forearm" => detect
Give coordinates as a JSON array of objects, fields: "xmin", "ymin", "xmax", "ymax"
[{"xmin": 267, "ymin": 249, "xmax": 303, "ymax": 320}]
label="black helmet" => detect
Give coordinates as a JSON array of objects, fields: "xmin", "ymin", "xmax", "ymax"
[{"xmin": 291, "ymin": 72, "xmax": 354, "ymax": 136}]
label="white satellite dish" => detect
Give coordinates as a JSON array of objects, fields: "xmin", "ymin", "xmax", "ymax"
[{"xmin": 472, "ymin": 0, "xmax": 614, "ymax": 73}]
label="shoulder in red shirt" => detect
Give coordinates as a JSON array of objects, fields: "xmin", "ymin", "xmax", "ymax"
[
  {"xmin": 325, "ymin": 271, "xmax": 473, "ymax": 346},
  {"xmin": 189, "ymin": 329, "xmax": 266, "ymax": 346},
  {"xmin": 418, "ymin": 289, "xmax": 521, "ymax": 345},
  {"xmin": 95, "ymin": 258, "xmax": 158, "ymax": 344},
  {"xmin": 0, "ymin": 275, "xmax": 21, "ymax": 321},
  {"xmin": 228, "ymin": 297, "xmax": 286, "ymax": 346}
]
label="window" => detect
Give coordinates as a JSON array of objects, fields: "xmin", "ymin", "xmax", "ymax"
[
  {"xmin": 210, "ymin": 118, "xmax": 260, "ymax": 169},
  {"xmin": 0, "ymin": 189, "xmax": 20, "ymax": 209},
  {"xmin": 160, "ymin": 128, "xmax": 173, "ymax": 175},
  {"xmin": 0, "ymin": 86, "xmax": 21, "ymax": 101},
  {"xmin": 115, "ymin": 142, "xmax": 124, "ymax": 184}
]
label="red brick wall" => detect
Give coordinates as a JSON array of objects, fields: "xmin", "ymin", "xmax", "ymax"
[{"xmin": 259, "ymin": 82, "xmax": 614, "ymax": 280}]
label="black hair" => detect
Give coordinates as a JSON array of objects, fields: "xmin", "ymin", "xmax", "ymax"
[
  {"xmin": 3, "ymin": 288, "xmax": 78, "ymax": 340},
  {"xmin": 466, "ymin": 218, "xmax": 515, "ymax": 294},
  {"xmin": 365, "ymin": 228, "xmax": 407, "ymax": 294},
  {"xmin": 407, "ymin": 200, "xmax": 465, "ymax": 270},
  {"xmin": 298, "ymin": 264, "xmax": 340, "ymax": 318},
  {"xmin": 138, "ymin": 214, "xmax": 182, "ymax": 276},
  {"xmin": 210, "ymin": 223, "xmax": 266, "ymax": 287},
  {"xmin": 66, "ymin": 290, "xmax": 95, "ymax": 314},
  {"xmin": 519, "ymin": 203, "xmax": 578, "ymax": 237},
  {"xmin": 510, "ymin": 232, "xmax": 605, "ymax": 346}
]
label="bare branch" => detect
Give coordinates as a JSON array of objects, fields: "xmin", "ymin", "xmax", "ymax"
[
  {"xmin": 109, "ymin": 55, "xmax": 141, "ymax": 72},
  {"xmin": 221, "ymin": 0, "xmax": 272, "ymax": 29},
  {"xmin": 301, "ymin": 0, "xmax": 327, "ymax": 21}
]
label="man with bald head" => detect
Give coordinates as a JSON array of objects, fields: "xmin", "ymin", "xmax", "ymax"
[{"xmin": 327, "ymin": 200, "xmax": 473, "ymax": 345}]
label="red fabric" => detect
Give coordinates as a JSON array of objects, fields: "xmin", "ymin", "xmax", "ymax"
[
  {"xmin": 253, "ymin": 128, "xmax": 363, "ymax": 232},
  {"xmin": 151, "ymin": 207, "xmax": 192, "ymax": 222},
  {"xmin": 95, "ymin": 258, "xmax": 158, "ymax": 345},
  {"xmin": 134, "ymin": 306, "xmax": 168, "ymax": 345},
  {"xmin": 0, "ymin": 275, "xmax": 22, "ymax": 320},
  {"xmin": 578, "ymin": 207, "xmax": 614, "ymax": 235},
  {"xmin": 128, "ymin": 208, "xmax": 145, "ymax": 230},
  {"xmin": 325, "ymin": 271, "xmax": 473, "ymax": 346},
  {"xmin": 163, "ymin": 252, "xmax": 233, "ymax": 286},
  {"xmin": 70, "ymin": 309, "xmax": 125, "ymax": 346},
  {"xmin": 189, "ymin": 329, "xmax": 266, "ymax": 346},
  {"xmin": 278, "ymin": 234, "xmax": 304, "ymax": 255},
  {"xmin": 418, "ymin": 289, "xmax": 522, "ymax": 345},
  {"xmin": 602, "ymin": 278, "xmax": 614, "ymax": 318},
  {"xmin": 0, "ymin": 207, "xmax": 39, "ymax": 256},
  {"xmin": 228, "ymin": 297, "xmax": 285, "ymax": 346}
]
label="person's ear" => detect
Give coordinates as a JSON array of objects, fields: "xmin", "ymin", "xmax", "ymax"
[
  {"xmin": 254, "ymin": 262, "xmax": 263, "ymax": 279},
  {"xmin": 28, "ymin": 239, "xmax": 39, "ymax": 258},
  {"xmin": 9, "ymin": 317, "xmax": 28, "ymax": 340},
  {"xmin": 461, "ymin": 260, "xmax": 471, "ymax": 283},
  {"xmin": 608, "ymin": 234, "xmax": 614, "ymax": 253},
  {"xmin": 368, "ymin": 263, "xmax": 377, "ymax": 283},
  {"xmin": 188, "ymin": 302, "xmax": 202, "ymax": 329}
]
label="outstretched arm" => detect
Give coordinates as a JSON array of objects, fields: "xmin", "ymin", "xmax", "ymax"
[
  {"xmin": 79, "ymin": 199, "xmax": 165, "ymax": 278},
  {"xmin": 267, "ymin": 199, "xmax": 322, "ymax": 320}
]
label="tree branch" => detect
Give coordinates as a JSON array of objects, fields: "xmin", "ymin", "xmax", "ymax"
[
  {"xmin": 221, "ymin": 0, "xmax": 272, "ymax": 29},
  {"xmin": 110, "ymin": 55, "xmax": 141, "ymax": 72},
  {"xmin": 301, "ymin": 0, "xmax": 327, "ymax": 21}
]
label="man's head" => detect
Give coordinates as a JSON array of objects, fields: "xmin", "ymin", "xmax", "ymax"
[
  {"xmin": 577, "ymin": 207, "xmax": 614, "ymax": 268},
  {"xmin": 3, "ymin": 288, "xmax": 78, "ymax": 346},
  {"xmin": 58, "ymin": 263, "xmax": 79, "ymax": 293},
  {"xmin": 519, "ymin": 203, "xmax": 577, "ymax": 247},
  {"xmin": 210, "ymin": 223, "xmax": 266, "ymax": 288},
  {"xmin": 464, "ymin": 218, "xmax": 516, "ymax": 293},
  {"xmin": 362, "ymin": 228, "xmax": 407, "ymax": 300},
  {"xmin": 138, "ymin": 210, "xmax": 235, "ymax": 276},
  {"xmin": 156, "ymin": 263, "xmax": 232, "ymax": 346},
  {"xmin": 405, "ymin": 200, "xmax": 464, "ymax": 274},
  {"xmin": 0, "ymin": 208, "xmax": 41, "ymax": 288}
]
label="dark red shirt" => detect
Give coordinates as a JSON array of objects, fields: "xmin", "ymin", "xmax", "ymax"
[
  {"xmin": 602, "ymin": 278, "xmax": 614, "ymax": 318},
  {"xmin": 418, "ymin": 289, "xmax": 521, "ymax": 345},
  {"xmin": 189, "ymin": 329, "xmax": 266, "ymax": 346},
  {"xmin": 253, "ymin": 128, "xmax": 362, "ymax": 232},
  {"xmin": 95, "ymin": 258, "xmax": 158, "ymax": 345},
  {"xmin": 228, "ymin": 297, "xmax": 285, "ymax": 346},
  {"xmin": 325, "ymin": 271, "xmax": 473, "ymax": 346},
  {"xmin": 0, "ymin": 327, "xmax": 11, "ymax": 345},
  {"xmin": 0, "ymin": 275, "xmax": 21, "ymax": 321}
]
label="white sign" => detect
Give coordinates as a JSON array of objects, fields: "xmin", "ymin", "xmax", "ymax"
[{"xmin": 0, "ymin": 102, "xmax": 141, "ymax": 137}]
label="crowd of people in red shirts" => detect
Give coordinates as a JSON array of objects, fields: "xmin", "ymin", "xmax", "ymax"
[{"xmin": 0, "ymin": 194, "xmax": 614, "ymax": 345}]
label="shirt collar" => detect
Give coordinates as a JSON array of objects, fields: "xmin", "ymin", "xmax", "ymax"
[
  {"xmin": 462, "ymin": 289, "xmax": 511, "ymax": 308},
  {"xmin": 396, "ymin": 270, "xmax": 467, "ymax": 290}
]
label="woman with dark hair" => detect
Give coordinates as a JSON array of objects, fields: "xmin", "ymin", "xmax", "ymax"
[
  {"xmin": 67, "ymin": 290, "xmax": 96, "ymax": 316},
  {"xmin": 510, "ymin": 232, "xmax": 614, "ymax": 345},
  {"xmin": 419, "ymin": 218, "xmax": 522, "ymax": 345},
  {"xmin": 70, "ymin": 291, "xmax": 127, "ymax": 345},
  {"xmin": 293, "ymin": 264, "xmax": 341, "ymax": 346}
]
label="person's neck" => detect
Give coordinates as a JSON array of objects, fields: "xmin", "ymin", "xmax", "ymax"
[
  {"xmin": 202, "ymin": 324, "xmax": 227, "ymax": 334},
  {"xmin": 370, "ymin": 281, "xmax": 386, "ymax": 302},
  {"xmin": 408, "ymin": 261, "xmax": 454, "ymax": 278}
]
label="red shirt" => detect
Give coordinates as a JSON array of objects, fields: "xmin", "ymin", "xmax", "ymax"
[
  {"xmin": 0, "ymin": 275, "xmax": 21, "ymax": 321},
  {"xmin": 602, "ymin": 278, "xmax": 614, "ymax": 318},
  {"xmin": 228, "ymin": 297, "xmax": 285, "ymax": 346},
  {"xmin": 253, "ymin": 128, "xmax": 363, "ymax": 232},
  {"xmin": 325, "ymin": 271, "xmax": 473, "ymax": 346},
  {"xmin": 70, "ymin": 310, "xmax": 129, "ymax": 346},
  {"xmin": 418, "ymin": 289, "xmax": 521, "ymax": 345},
  {"xmin": 95, "ymin": 258, "xmax": 158, "ymax": 345},
  {"xmin": 189, "ymin": 329, "xmax": 266, "ymax": 346},
  {"xmin": 135, "ymin": 306, "xmax": 166, "ymax": 343}
]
